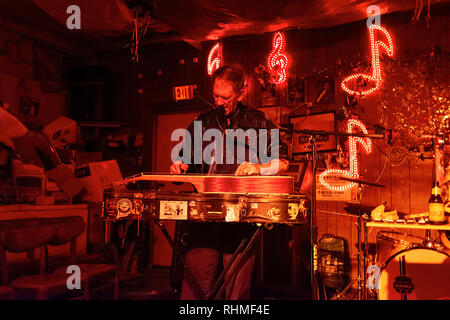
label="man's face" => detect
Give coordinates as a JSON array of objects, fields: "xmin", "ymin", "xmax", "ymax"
[{"xmin": 213, "ymin": 78, "xmax": 242, "ymax": 116}]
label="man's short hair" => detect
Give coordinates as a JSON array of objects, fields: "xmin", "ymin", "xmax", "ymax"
[{"xmin": 212, "ymin": 65, "xmax": 246, "ymax": 94}]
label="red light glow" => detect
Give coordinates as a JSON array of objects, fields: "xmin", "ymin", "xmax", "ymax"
[
  {"xmin": 267, "ymin": 32, "xmax": 288, "ymax": 85},
  {"xmin": 319, "ymin": 119, "xmax": 372, "ymax": 191},
  {"xmin": 341, "ymin": 25, "xmax": 394, "ymax": 96},
  {"xmin": 207, "ymin": 43, "xmax": 221, "ymax": 76}
]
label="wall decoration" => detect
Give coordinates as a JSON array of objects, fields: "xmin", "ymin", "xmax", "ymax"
[
  {"xmin": 267, "ymin": 32, "xmax": 288, "ymax": 85},
  {"xmin": 289, "ymin": 112, "xmax": 336, "ymax": 155},
  {"xmin": 379, "ymin": 43, "xmax": 450, "ymax": 138},
  {"xmin": 319, "ymin": 119, "xmax": 372, "ymax": 191},
  {"xmin": 341, "ymin": 24, "xmax": 394, "ymax": 96},
  {"xmin": 207, "ymin": 43, "xmax": 221, "ymax": 76}
]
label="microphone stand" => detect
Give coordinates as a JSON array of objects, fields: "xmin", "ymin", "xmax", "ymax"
[{"xmin": 293, "ymin": 129, "xmax": 383, "ymax": 300}]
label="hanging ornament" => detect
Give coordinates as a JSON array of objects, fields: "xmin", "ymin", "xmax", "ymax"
[{"xmin": 130, "ymin": 5, "xmax": 151, "ymax": 63}]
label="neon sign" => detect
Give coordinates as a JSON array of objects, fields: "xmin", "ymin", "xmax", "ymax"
[
  {"xmin": 267, "ymin": 32, "xmax": 288, "ymax": 85},
  {"xmin": 341, "ymin": 25, "xmax": 394, "ymax": 96},
  {"xmin": 319, "ymin": 119, "xmax": 372, "ymax": 191},
  {"xmin": 207, "ymin": 43, "xmax": 221, "ymax": 76}
]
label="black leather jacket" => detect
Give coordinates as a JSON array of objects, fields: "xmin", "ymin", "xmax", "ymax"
[{"xmin": 179, "ymin": 102, "xmax": 285, "ymax": 174}]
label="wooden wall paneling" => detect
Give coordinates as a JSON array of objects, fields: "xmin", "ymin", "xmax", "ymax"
[
  {"xmin": 406, "ymin": 19, "xmax": 434, "ymax": 58},
  {"xmin": 326, "ymin": 202, "xmax": 338, "ymax": 236},
  {"xmin": 334, "ymin": 24, "xmax": 352, "ymax": 67},
  {"xmin": 447, "ymin": 14, "xmax": 450, "ymax": 48},
  {"xmin": 316, "ymin": 202, "xmax": 329, "ymax": 239},
  {"xmin": 408, "ymin": 158, "xmax": 434, "ymax": 240},
  {"xmin": 428, "ymin": 14, "xmax": 448, "ymax": 48},
  {"xmin": 297, "ymin": 29, "xmax": 315, "ymax": 76},
  {"xmin": 349, "ymin": 22, "xmax": 363, "ymax": 61},
  {"xmin": 390, "ymin": 160, "xmax": 411, "ymax": 213},
  {"xmin": 311, "ymin": 28, "xmax": 331, "ymax": 70}
]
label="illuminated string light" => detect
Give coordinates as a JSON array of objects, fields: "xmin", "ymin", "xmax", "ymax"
[
  {"xmin": 207, "ymin": 43, "xmax": 221, "ymax": 76},
  {"xmin": 267, "ymin": 32, "xmax": 288, "ymax": 84},
  {"xmin": 341, "ymin": 25, "xmax": 394, "ymax": 96},
  {"xmin": 319, "ymin": 119, "xmax": 372, "ymax": 191}
]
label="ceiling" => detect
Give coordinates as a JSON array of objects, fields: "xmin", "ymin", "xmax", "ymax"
[{"xmin": 1, "ymin": 0, "xmax": 449, "ymax": 55}]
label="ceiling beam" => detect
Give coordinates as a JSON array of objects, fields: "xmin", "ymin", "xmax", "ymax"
[{"xmin": 0, "ymin": 12, "xmax": 94, "ymax": 58}]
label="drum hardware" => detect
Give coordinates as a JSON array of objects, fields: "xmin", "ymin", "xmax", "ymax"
[
  {"xmin": 375, "ymin": 231, "xmax": 425, "ymax": 268},
  {"xmin": 423, "ymin": 229, "xmax": 435, "ymax": 248},
  {"xmin": 338, "ymin": 177, "xmax": 386, "ymax": 188},
  {"xmin": 331, "ymin": 207, "xmax": 369, "ymax": 300},
  {"xmin": 293, "ymin": 128, "xmax": 384, "ymax": 300},
  {"xmin": 331, "ymin": 180, "xmax": 372, "ymax": 300}
]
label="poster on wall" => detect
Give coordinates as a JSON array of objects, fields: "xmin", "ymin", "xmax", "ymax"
[
  {"xmin": 290, "ymin": 112, "xmax": 337, "ymax": 155},
  {"xmin": 315, "ymin": 78, "xmax": 335, "ymax": 104}
]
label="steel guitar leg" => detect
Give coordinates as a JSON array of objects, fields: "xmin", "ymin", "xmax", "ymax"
[
  {"xmin": 154, "ymin": 221, "xmax": 206, "ymax": 300},
  {"xmin": 208, "ymin": 224, "xmax": 263, "ymax": 300}
]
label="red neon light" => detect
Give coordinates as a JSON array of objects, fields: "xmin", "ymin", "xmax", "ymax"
[
  {"xmin": 207, "ymin": 43, "xmax": 221, "ymax": 76},
  {"xmin": 341, "ymin": 25, "xmax": 394, "ymax": 96},
  {"xmin": 319, "ymin": 119, "xmax": 372, "ymax": 191},
  {"xmin": 267, "ymin": 32, "xmax": 288, "ymax": 84}
]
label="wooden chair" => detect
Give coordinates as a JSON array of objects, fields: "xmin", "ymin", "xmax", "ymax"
[
  {"xmin": 46, "ymin": 217, "xmax": 119, "ymax": 300},
  {"xmin": 0, "ymin": 222, "xmax": 84, "ymax": 300}
]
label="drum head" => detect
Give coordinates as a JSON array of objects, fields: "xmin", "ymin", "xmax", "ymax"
[
  {"xmin": 376, "ymin": 231, "xmax": 424, "ymax": 267},
  {"xmin": 379, "ymin": 248, "xmax": 450, "ymax": 300}
]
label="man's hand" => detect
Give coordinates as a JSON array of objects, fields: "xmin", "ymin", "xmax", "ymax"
[
  {"xmin": 170, "ymin": 161, "xmax": 189, "ymax": 174},
  {"xmin": 235, "ymin": 159, "xmax": 289, "ymax": 176},
  {"xmin": 235, "ymin": 162, "xmax": 260, "ymax": 176}
]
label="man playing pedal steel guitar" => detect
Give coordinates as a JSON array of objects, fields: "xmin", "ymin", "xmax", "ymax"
[{"xmin": 170, "ymin": 65, "xmax": 288, "ymax": 299}]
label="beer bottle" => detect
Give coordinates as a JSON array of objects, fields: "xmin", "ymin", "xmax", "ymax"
[{"xmin": 428, "ymin": 181, "xmax": 446, "ymax": 224}]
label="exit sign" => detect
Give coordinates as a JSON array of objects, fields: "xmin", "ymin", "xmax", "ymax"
[{"xmin": 172, "ymin": 85, "xmax": 197, "ymax": 102}]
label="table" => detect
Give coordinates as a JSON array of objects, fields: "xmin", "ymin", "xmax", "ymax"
[{"xmin": 0, "ymin": 204, "xmax": 88, "ymax": 262}]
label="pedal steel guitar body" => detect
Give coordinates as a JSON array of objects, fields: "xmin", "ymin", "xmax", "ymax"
[{"xmin": 102, "ymin": 173, "xmax": 308, "ymax": 225}]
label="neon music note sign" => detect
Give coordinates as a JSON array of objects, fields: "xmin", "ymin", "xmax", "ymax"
[
  {"xmin": 207, "ymin": 43, "xmax": 221, "ymax": 76},
  {"xmin": 319, "ymin": 119, "xmax": 372, "ymax": 191},
  {"xmin": 268, "ymin": 32, "xmax": 288, "ymax": 84},
  {"xmin": 341, "ymin": 25, "xmax": 394, "ymax": 96}
]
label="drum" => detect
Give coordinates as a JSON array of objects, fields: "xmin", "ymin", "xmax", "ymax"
[
  {"xmin": 376, "ymin": 231, "xmax": 424, "ymax": 268},
  {"xmin": 378, "ymin": 248, "xmax": 450, "ymax": 300}
]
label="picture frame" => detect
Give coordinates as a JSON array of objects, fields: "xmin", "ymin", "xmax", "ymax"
[
  {"xmin": 289, "ymin": 112, "xmax": 337, "ymax": 155},
  {"xmin": 315, "ymin": 78, "xmax": 335, "ymax": 104},
  {"xmin": 288, "ymin": 74, "xmax": 306, "ymax": 106}
]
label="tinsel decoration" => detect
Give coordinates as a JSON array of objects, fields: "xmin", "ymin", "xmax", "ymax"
[{"xmin": 379, "ymin": 43, "xmax": 450, "ymax": 138}]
